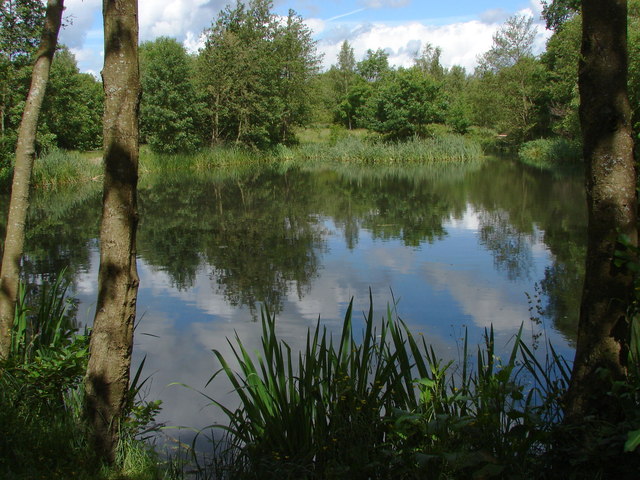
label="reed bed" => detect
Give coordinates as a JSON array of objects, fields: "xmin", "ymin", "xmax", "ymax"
[
  {"xmin": 11, "ymin": 133, "xmax": 483, "ymax": 191},
  {"xmin": 517, "ymin": 138, "xmax": 582, "ymax": 170},
  {"xmin": 289, "ymin": 134, "xmax": 482, "ymax": 165},
  {"xmin": 188, "ymin": 298, "xmax": 571, "ymax": 479},
  {"xmin": 31, "ymin": 149, "xmax": 102, "ymax": 188}
]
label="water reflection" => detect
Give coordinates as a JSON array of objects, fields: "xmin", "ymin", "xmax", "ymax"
[{"xmin": 2, "ymin": 157, "xmax": 587, "ymax": 437}]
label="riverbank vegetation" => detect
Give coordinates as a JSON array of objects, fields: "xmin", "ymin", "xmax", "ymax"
[
  {"xmin": 0, "ymin": 274, "xmax": 166, "ymax": 479},
  {"xmin": 2, "ymin": 283, "xmax": 639, "ymax": 479},
  {"xmin": 5, "ymin": 1, "xmax": 640, "ymax": 182},
  {"xmin": 16, "ymin": 130, "xmax": 482, "ymax": 189},
  {"xmin": 1, "ymin": 0, "xmax": 640, "ymax": 478}
]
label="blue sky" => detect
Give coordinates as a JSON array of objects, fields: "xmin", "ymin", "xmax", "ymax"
[{"xmin": 57, "ymin": 0, "xmax": 550, "ymax": 76}]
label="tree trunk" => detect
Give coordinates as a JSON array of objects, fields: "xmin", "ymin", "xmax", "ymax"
[
  {"xmin": 0, "ymin": 0, "xmax": 64, "ymax": 360},
  {"xmin": 84, "ymin": 0, "xmax": 141, "ymax": 463},
  {"xmin": 566, "ymin": 0, "xmax": 637, "ymax": 421}
]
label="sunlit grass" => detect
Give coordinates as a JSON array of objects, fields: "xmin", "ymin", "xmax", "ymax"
[
  {"xmin": 518, "ymin": 137, "xmax": 582, "ymax": 170},
  {"xmin": 18, "ymin": 131, "xmax": 484, "ymax": 191},
  {"xmin": 32, "ymin": 149, "xmax": 102, "ymax": 188}
]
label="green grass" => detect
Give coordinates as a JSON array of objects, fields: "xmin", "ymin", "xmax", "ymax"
[
  {"xmin": 518, "ymin": 137, "xmax": 582, "ymax": 170},
  {"xmin": 5, "ymin": 131, "xmax": 484, "ymax": 191},
  {"xmin": 32, "ymin": 149, "xmax": 102, "ymax": 188}
]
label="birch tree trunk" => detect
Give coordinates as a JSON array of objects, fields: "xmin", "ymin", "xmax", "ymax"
[
  {"xmin": 84, "ymin": 0, "xmax": 141, "ymax": 463},
  {"xmin": 566, "ymin": 0, "xmax": 637, "ymax": 421},
  {"xmin": 0, "ymin": 0, "xmax": 64, "ymax": 360}
]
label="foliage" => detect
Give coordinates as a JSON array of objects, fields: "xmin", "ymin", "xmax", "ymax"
[
  {"xmin": 0, "ymin": 271, "xmax": 171, "ymax": 479},
  {"xmin": 195, "ymin": 299, "xmax": 587, "ymax": 479},
  {"xmin": 540, "ymin": 15, "xmax": 581, "ymax": 139},
  {"xmin": 198, "ymin": 0, "xmax": 321, "ymax": 149},
  {"xmin": 335, "ymin": 40, "xmax": 357, "ymax": 97},
  {"xmin": 333, "ymin": 78, "xmax": 373, "ymax": 130},
  {"xmin": 414, "ymin": 43, "xmax": 445, "ymax": 79},
  {"xmin": 356, "ymin": 48, "xmax": 390, "ymax": 82},
  {"xmin": 40, "ymin": 47, "xmax": 104, "ymax": 151},
  {"xmin": 469, "ymin": 56, "xmax": 547, "ymax": 144},
  {"xmin": 0, "ymin": 271, "xmax": 93, "ymax": 479},
  {"xmin": 628, "ymin": 2, "xmax": 640, "ymax": 137},
  {"xmin": 478, "ymin": 15, "xmax": 538, "ymax": 73},
  {"xmin": 541, "ymin": 0, "xmax": 580, "ymax": 31},
  {"xmin": 366, "ymin": 67, "xmax": 446, "ymax": 140},
  {"xmin": 518, "ymin": 137, "xmax": 581, "ymax": 169},
  {"xmin": 0, "ymin": 0, "xmax": 45, "ymax": 169},
  {"xmin": 140, "ymin": 37, "xmax": 205, "ymax": 154}
]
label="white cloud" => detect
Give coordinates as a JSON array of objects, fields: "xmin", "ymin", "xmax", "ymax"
[
  {"xmin": 304, "ymin": 17, "xmax": 326, "ymax": 35},
  {"xmin": 139, "ymin": 0, "xmax": 226, "ymax": 42},
  {"xmin": 183, "ymin": 31, "xmax": 207, "ymax": 54},
  {"xmin": 59, "ymin": 0, "xmax": 102, "ymax": 48},
  {"xmin": 421, "ymin": 263, "xmax": 530, "ymax": 331},
  {"xmin": 318, "ymin": 20, "xmax": 498, "ymax": 71},
  {"xmin": 317, "ymin": 6, "xmax": 552, "ymax": 72}
]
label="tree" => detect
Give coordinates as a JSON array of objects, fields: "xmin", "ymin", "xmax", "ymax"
[
  {"xmin": 0, "ymin": 0, "xmax": 45, "ymax": 135},
  {"xmin": 84, "ymin": 0, "xmax": 141, "ymax": 463},
  {"xmin": 541, "ymin": 0, "xmax": 580, "ymax": 31},
  {"xmin": 478, "ymin": 15, "xmax": 537, "ymax": 72},
  {"xmin": 470, "ymin": 15, "xmax": 546, "ymax": 142},
  {"xmin": 140, "ymin": 37, "xmax": 203, "ymax": 154},
  {"xmin": 337, "ymin": 39, "xmax": 356, "ymax": 94},
  {"xmin": 0, "ymin": 0, "xmax": 64, "ymax": 360},
  {"xmin": 40, "ymin": 47, "xmax": 103, "ymax": 150},
  {"xmin": 367, "ymin": 67, "xmax": 446, "ymax": 140},
  {"xmin": 541, "ymin": 15, "xmax": 582, "ymax": 138},
  {"xmin": 565, "ymin": 0, "xmax": 637, "ymax": 422},
  {"xmin": 198, "ymin": 0, "xmax": 319, "ymax": 148},
  {"xmin": 0, "ymin": 0, "xmax": 46, "ymax": 168},
  {"xmin": 414, "ymin": 43, "xmax": 444, "ymax": 79},
  {"xmin": 272, "ymin": 9, "xmax": 321, "ymax": 143},
  {"xmin": 357, "ymin": 48, "xmax": 390, "ymax": 82}
]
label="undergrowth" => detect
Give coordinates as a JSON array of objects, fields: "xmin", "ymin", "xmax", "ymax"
[
  {"xmin": 172, "ymin": 294, "xmax": 640, "ymax": 479},
  {"xmin": 0, "ymin": 272, "xmax": 171, "ymax": 480}
]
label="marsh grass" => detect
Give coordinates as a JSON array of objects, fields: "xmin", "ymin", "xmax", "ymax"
[
  {"xmin": 193, "ymin": 298, "xmax": 565, "ymax": 479},
  {"xmin": 16, "ymin": 133, "xmax": 483, "ymax": 191},
  {"xmin": 32, "ymin": 149, "xmax": 102, "ymax": 188},
  {"xmin": 518, "ymin": 138, "xmax": 582, "ymax": 170},
  {"xmin": 289, "ymin": 134, "xmax": 482, "ymax": 165}
]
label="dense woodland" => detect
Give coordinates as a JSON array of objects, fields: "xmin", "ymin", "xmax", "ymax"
[{"xmin": 1, "ymin": 0, "xmax": 639, "ymax": 168}]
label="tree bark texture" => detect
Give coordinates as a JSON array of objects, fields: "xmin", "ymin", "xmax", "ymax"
[
  {"xmin": 84, "ymin": 0, "xmax": 141, "ymax": 463},
  {"xmin": 566, "ymin": 0, "xmax": 637, "ymax": 421},
  {"xmin": 0, "ymin": 0, "xmax": 64, "ymax": 360}
]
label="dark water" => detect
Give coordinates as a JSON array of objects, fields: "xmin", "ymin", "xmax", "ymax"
[{"xmin": 3, "ymin": 157, "xmax": 587, "ymax": 440}]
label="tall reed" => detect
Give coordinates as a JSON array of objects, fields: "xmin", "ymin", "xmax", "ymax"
[{"xmin": 200, "ymin": 298, "xmax": 558, "ymax": 479}]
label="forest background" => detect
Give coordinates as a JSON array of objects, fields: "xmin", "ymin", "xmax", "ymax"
[{"xmin": 2, "ymin": 0, "xmax": 639, "ymax": 173}]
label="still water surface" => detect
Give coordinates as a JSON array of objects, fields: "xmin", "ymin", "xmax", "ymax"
[{"xmin": 14, "ymin": 157, "xmax": 586, "ymax": 441}]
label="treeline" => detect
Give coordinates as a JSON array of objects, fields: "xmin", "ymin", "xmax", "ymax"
[
  {"xmin": 0, "ymin": 0, "xmax": 103, "ymax": 169},
  {"xmin": 2, "ymin": 0, "xmax": 640, "ymax": 166}
]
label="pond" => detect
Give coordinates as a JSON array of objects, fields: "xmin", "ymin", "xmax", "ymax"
[{"xmin": 8, "ymin": 156, "xmax": 587, "ymax": 444}]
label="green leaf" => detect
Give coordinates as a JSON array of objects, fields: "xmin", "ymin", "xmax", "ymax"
[{"xmin": 624, "ymin": 429, "xmax": 640, "ymax": 452}]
